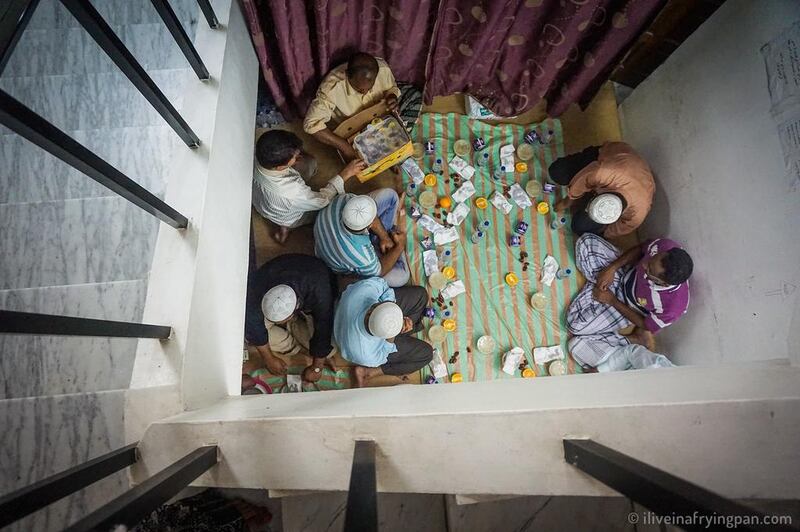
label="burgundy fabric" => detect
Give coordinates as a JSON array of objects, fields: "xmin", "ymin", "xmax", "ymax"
[
  {"xmin": 253, "ymin": 0, "xmax": 438, "ymax": 119},
  {"xmin": 244, "ymin": 0, "xmax": 664, "ymax": 119},
  {"xmin": 424, "ymin": 0, "xmax": 664, "ymax": 116}
]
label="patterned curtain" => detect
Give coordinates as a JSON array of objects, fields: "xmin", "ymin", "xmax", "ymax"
[
  {"xmin": 241, "ymin": 0, "xmax": 664, "ymax": 119},
  {"xmin": 242, "ymin": 0, "xmax": 438, "ymax": 120}
]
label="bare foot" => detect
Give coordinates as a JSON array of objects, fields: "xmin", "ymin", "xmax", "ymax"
[
  {"xmin": 273, "ymin": 226, "xmax": 290, "ymax": 244},
  {"xmin": 353, "ymin": 366, "xmax": 369, "ymax": 388}
]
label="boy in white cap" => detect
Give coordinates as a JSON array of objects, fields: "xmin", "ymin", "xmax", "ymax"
[
  {"xmin": 333, "ymin": 277, "xmax": 432, "ymax": 387},
  {"xmin": 245, "ymin": 254, "xmax": 338, "ymax": 382},
  {"xmin": 549, "ymin": 142, "xmax": 655, "ymax": 238},
  {"xmin": 314, "ymin": 188, "xmax": 409, "ymax": 287}
]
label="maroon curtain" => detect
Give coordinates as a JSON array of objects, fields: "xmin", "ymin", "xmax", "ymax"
[
  {"xmin": 244, "ymin": 0, "xmax": 664, "ymax": 119},
  {"xmin": 251, "ymin": 0, "xmax": 438, "ymax": 119},
  {"xmin": 424, "ymin": 0, "xmax": 664, "ymax": 116}
]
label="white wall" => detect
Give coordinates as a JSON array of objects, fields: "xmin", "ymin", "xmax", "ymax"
[
  {"xmin": 134, "ymin": 363, "xmax": 800, "ymax": 499},
  {"xmin": 127, "ymin": 0, "xmax": 257, "ymax": 429},
  {"xmin": 620, "ymin": 0, "xmax": 800, "ymax": 366}
]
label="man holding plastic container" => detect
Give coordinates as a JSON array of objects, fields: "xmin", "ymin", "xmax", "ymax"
[
  {"xmin": 550, "ymin": 142, "xmax": 655, "ymax": 238},
  {"xmin": 334, "ymin": 277, "xmax": 432, "ymax": 387},
  {"xmin": 303, "ymin": 52, "xmax": 401, "ymax": 160}
]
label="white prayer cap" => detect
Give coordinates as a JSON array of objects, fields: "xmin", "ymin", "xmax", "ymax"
[
  {"xmin": 342, "ymin": 195, "xmax": 377, "ymax": 232},
  {"xmin": 261, "ymin": 284, "xmax": 297, "ymax": 322},
  {"xmin": 367, "ymin": 302, "xmax": 404, "ymax": 338},
  {"xmin": 587, "ymin": 193, "xmax": 623, "ymax": 224}
]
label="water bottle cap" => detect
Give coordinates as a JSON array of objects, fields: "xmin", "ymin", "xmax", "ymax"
[
  {"xmin": 477, "ymin": 231, "xmax": 483, "ymax": 237},
  {"xmin": 500, "ymin": 165, "xmax": 506, "ymax": 171},
  {"xmin": 410, "ymin": 183, "xmax": 416, "ymax": 189},
  {"xmin": 436, "ymin": 158, "xmax": 442, "ymax": 163},
  {"xmin": 482, "ymin": 220, "xmax": 490, "ymax": 227},
  {"xmin": 483, "ymin": 152, "xmax": 489, "ymax": 158},
  {"xmin": 445, "ymin": 250, "xmax": 451, "ymax": 256},
  {"xmin": 566, "ymin": 268, "xmax": 572, "ymax": 274},
  {"xmin": 560, "ymin": 217, "xmax": 566, "ymax": 223}
]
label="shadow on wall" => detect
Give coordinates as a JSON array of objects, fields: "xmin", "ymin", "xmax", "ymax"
[{"xmin": 642, "ymin": 171, "xmax": 671, "ymax": 239}]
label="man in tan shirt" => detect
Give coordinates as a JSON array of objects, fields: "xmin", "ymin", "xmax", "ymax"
[
  {"xmin": 303, "ymin": 52, "xmax": 401, "ymax": 160},
  {"xmin": 551, "ymin": 142, "xmax": 655, "ymax": 238}
]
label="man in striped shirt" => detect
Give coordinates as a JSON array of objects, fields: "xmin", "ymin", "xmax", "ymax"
[
  {"xmin": 253, "ymin": 130, "xmax": 366, "ymax": 243},
  {"xmin": 314, "ymin": 189, "xmax": 410, "ymax": 287}
]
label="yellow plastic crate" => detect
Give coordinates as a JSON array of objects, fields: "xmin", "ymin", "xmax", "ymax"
[{"xmin": 351, "ymin": 115, "xmax": 412, "ymax": 182}]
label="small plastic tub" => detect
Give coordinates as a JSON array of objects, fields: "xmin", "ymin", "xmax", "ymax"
[
  {"xmin": 428, "ymin": 325, "xmax": 447, "ymax": 343},
  {"xmin": 429, "ymin": 272, "xmax": 447, "ymax": 290},
  {"xmin": 476, "ymin": 335, "xmax": 496, "ymax": 354},
  {"xmin": 525, "ymin": 180, "xmax": 542, "ymax": 197},
  {"xmin": 419, "ymin": 190, "xmax": 437, "ymax": 209},
  {"xmin": 453, "ymin": 139, "xmax": 471, "ymax": 158},
  {"xmin": 530, "ymin": 292, "xmax": 548, "ymax": 311}
]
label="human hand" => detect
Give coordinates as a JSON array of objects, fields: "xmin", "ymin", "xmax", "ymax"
[
  {"xmin": 302, "ymin": 365, "xmax": 323, "ymax": 383},
  {"xmin": 391, "ymin": 229, "xmax": 407, "ymax": 247},
  {"xmin": 341, "ymin": 158, "xmax": 367, "ymax": 180},
  {"xmin": 340, "ymin": 143, "xmax": 358, "ymax": 161},
  {"xmin": 596, "ymin": 267, "xmax": 616, "ymax": 291},
  {"xmin": 554, "ymin": 197, "xmax": 571, "ymax": 213},
  {"xmin": 592, "ymin": 285, "xmax": 616, "ymax": 305},
  {"xmin": 379, "ymin": 236, "xmax": 395, "ymax": 254},
  {"xmin": 385, "ymin": 93, "xmax": 399, "ymax": 111},
  {"xmin": 400, "ymin": 317, "xmax": 413, "ymax": 334},
  {"xmin": 264, "ymin": 353, "xmax": 287, "ymax": 375}
]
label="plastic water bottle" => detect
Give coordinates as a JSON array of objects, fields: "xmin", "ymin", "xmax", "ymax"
[
  {"xmin": 432, "ymin": 158, "xmax": 443, "ymax": 174},
  {"xmin": 480, "ymin": 219, "xmax": 491, "ymax": 231},
  {"xmin": 476, "ymin": 152, "xmax": 489, "ymax": 167},
  {"xmin": 406, "ymin": 182, "xmax": 417, "ymax": 196},
  {"xmin": 470, "ymin": 230, "xmax": 484, "ymax": 244},
  {"xmin": 439, "ymin": 247, "xmax": 453, "ymax": 264},
  {"xmin": 550, "ymin": 215, "xmax": 567, "ymax": 229},
  {"xmin": 493, "ymin": 165, "xmax": 507, "ymax": 181},
  {"xmin": 539, "ymin": 130, "xmax": 554, "ymax": 144},
  {"xmin": 556, "ymin": 267, "xmax": 572, "ymax": 279}
]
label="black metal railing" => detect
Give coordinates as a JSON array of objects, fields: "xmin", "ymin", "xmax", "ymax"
[
  {"xmin": 564, "ymin": 439, "xmax": 800, "ymax": 532},
  {"xmin": 344, "ymin": 440, "xmax": 378, "ymax": 532},
  {"xmin": 0, "ymin": 1, "xmax": 220, "ymax": 337},
  {"xmin": 0, "ymin": 443, "xmax": 219, "ymax": 530}
]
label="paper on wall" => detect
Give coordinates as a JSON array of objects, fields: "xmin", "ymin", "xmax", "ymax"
[
  {"xmin": 541, "ymin": 255, "xmax": 559, "ymax": 287},
  {"xmin": 451, "ymin": 180, "xmax": 476, "ymax": 203},
  {"xmin": 446, "ymin": 202, "xmax": 470, "ymax": 226},
  {"xmin": 430, "ymin": 348, "xmax": 448, "ymax": 378},
  {"xmin": 418, "ymin": 214, "xmax": 444, "ymax": 234},
  {"xmin": 490, "ymin": 191, "xmax": 512, "ymax": 214},
  {"xmin": 500, "ymin": 144, "xmax": 516, "ymax": 169},
  {"xmin": 509, "ymin": 183, "xmax": 532, "ymax": 209},
  {"xmin": 449, "ymin": 155, "xmax": 475, "ymax": 180},
  {"xmin": 433, "ymin": 226, "xmax": 459, "ymax": 245},
  {"xmin": 502, "ymin": 347, "xmax": 524, "ymax": 375},
  {"xmin": 423, "ymin": 249, "xmax": 439, "ymax": 276},
  {"xmin": 441, "ymin": 280, "xmax": 466, "ymax": 299},
  {"xmin": 533, "ymin": 345, "xmax": 564, "ymax": 365},
  {"xmin": 401, "ymin": 158, "xmax": 425, "ymax": 184}
]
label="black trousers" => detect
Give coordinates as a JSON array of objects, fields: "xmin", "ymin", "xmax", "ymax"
[
  {"xmin": 548, "ymin": 146, "xmax": 607, "ymax": 236},
  {"xmin": 382, "ymin": 286, "xmax": 433, "ymax": 375}
]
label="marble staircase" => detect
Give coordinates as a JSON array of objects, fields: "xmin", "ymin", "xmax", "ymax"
[{"xmin": 0, "ymin": 1, "xmax": 202, "ymax": 529}]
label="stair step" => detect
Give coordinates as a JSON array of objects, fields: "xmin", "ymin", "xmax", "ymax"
[
  {"xmin": 0, "ymin": 69, "xmax": 192, "ymax": 133},
  {"xmin": 25, "ymin": 0, "xmax": 200, "ymax": 32},
  {"xmin": 0, "ymin": 196, "xmax": 159, "ymax": 290},
  {"xmin": 3, "ymin": 21, "xmax": 198, "ymax": 78},
  {"xmin": 0, "ymin": 389, "xmax": 129, "ymax": 532},
  {"xmin": 0, "ymin": 280, "xmax": 146, "ymax": 399},
  {"xmin": 0, "ymin": 124, "xmax": 177, "ymax": 204}
]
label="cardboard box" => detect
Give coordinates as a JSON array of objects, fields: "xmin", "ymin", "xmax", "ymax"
[{"xmin": 333, "ymin": 102, "xmax": 412, "ymax": 182}]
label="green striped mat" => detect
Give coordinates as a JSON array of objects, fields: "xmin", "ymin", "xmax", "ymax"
[{"xmin": 404, "ymin": 113, "xmax": 581, "ymax": 382}]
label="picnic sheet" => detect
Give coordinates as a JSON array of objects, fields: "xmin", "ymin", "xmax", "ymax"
[{"xmin": 404, "ymin": 113, "xmax": 581, "ymax": 382}]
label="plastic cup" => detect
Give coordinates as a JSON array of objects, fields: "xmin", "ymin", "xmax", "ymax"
[
  {"xmin": 442, "ymin": 266, "xmax": 456, "ymax": 279},
  {"xmin": 412, "ymin": 143, "xmax": 425, "ymax": 160},
  {"xmin": 536, "ymin": 201, "xmax": 550, "ymax": 215},
  {"xmin": 429, "ymin": 272, "xmax": 447, "ymax": 290},
  {"xmin": 419, "ymin": 190, "xmax": 437, "ymax": 209},
  {"xmin": 442, "ymin": 318, "xmax": 457, "ymax": 331},
  {"xmin": 522, "ymin": 368, "xmax": 536, "ymax": 378},
  {"xmin": 525, "ymin": 180, "xmax": 542, "ymax": 197},
  {"xmin": 505, "ymin": 272, "xmax": 519, "ymax": 286},
  {"xmin": 515, "ymin": 162, "xmax": 528, "ymax": 173},
  {"xmin": 517, "ymin": 143, "xmax": 535, "ymax": 161},
  {"xmin": 424, "ymin": 173, "xmax": 437, "ymax": 187},
  {"xmin": 450, "ymin": 372, "xmax": 463, "ymax": 383},
  {"xmin": 474, "ymin": 196, "xmax": 488, "ymax": 209},
  {"xmin": 428, "ymin": 325, "xmax": 447, "ymax": 344},
  {"xmin": 547, "ymin": 359, "xmax": 566, "ymax": 376},
  {"xmin": 476, "ymin": 335, "xmax": 496, "ymax": 355},
  {"xmin": 530, "ymin": 292, "xmax": 548, "ymax": 311},
  {"xmin": 453, "ymin": 139, "xmax": 471, "ymax": 157}
]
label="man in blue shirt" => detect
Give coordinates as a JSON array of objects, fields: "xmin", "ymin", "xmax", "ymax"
[
  {"xmin": 314, "ymin": 188, "xmax": 410, "ymax": 287},
  {"xmin": 334, "ymin": 277, "xmax": 431, "ymax": 386}
]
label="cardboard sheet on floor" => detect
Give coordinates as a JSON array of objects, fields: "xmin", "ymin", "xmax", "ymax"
[{"xmin": 403, "ymin": 113, "xmax": 582, "ymax": 383}]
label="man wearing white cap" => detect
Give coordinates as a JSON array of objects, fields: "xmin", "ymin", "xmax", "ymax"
[
  {"xmin": 314, "ymin": 188, "xmax": 410, "ymax": 287},
  {"xmin": 245, "ymin": 254, "xmax": 338, "ymax": 382},
  {"xmin": 333, "ymin": 277, "xmax": 432, "ymax": 387},
  {"xmin": 549, "ymin": 142, "xmax": 655, "ymax": 238}
]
